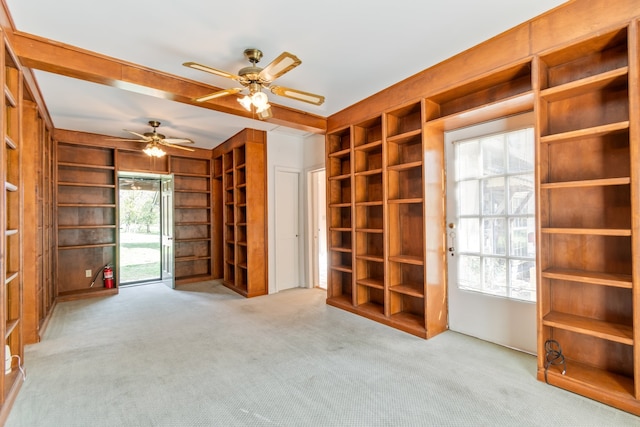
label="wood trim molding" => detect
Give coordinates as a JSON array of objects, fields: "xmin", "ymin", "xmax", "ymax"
[{"xmin": 10, "ymin": 31, "xmax": 326, "ymax": 135}]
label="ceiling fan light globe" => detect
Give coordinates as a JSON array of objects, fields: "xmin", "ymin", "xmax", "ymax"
[
  {"xmin": 238, "ymin": 95, "xmax": 253, "ymax": 111},
  {"xmin": 143, "ymin": 143, "xmax": 166, "ymax": 158},
  {"xmin": 251, "ymin": 91, "xmax": 269, "ymax": 110},
  {"xmin": 255, "ymin": 102, "xmax": 271, "ymax": 114}
]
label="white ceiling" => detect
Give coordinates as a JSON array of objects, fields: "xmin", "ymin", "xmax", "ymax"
[{"xmin": 5, "ymin": 0, "xmax": 567, "ymax": 149}]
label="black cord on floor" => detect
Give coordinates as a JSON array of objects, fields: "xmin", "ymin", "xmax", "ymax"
[
  {"xmin": 544, "ymin": 339, "xmax": 566, "ymax": 383},
  {"xmin": 89, "ymin": 265, "xmax": 106, "ymax": 287}
]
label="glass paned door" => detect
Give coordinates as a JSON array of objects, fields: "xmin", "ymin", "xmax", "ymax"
[{"xmin": 445, "ymin": 113, "xmax": 537, "ymax": 354}]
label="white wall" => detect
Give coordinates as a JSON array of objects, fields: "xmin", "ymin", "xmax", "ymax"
[
  {"xmin": 303, "ymin": 133, "xmax": 325, "ymax": 169},
  {"xmin": 266, "ymin": 131, "xmax": 324, "ymax": 294}
]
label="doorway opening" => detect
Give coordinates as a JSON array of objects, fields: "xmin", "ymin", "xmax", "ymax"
[
  {"xmin": 118, "ymin": 172, "xmax": 174, "ymax": 287},
  {"xmin": 308, "ymin": 168, "xmax": 327, "ymax": 289}
]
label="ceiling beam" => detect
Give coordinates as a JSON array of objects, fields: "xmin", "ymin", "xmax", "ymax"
[{"xmin": 10, "ymin": 30, "xmax": 327, "ymax": 134}]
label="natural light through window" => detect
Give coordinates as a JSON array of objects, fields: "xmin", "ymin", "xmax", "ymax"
[{"xmin": 454, "ymin": 127, "xmax": 536, "ymax": 302}]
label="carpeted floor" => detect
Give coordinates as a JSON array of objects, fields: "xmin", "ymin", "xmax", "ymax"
[{"xmin": 5, "ymin": 280, "xmax": 640, "ymax": 426}]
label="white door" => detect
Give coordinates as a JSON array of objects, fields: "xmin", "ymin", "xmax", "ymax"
[
  {"xmin": 160, "ymin": 175, "xmax": 175, "ymax": 289},
  {"xmin": 445, "ymin": 113, "xmax": 536, "ymax": 354},
  {"xmin": 275, "ymin": 169, "xmax": 300, "ymax": 291}
]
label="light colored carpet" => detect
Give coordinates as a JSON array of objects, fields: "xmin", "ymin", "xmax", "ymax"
[{"xmin": 5, "ymin": 280, "xmax": 640, "ymax": 426}]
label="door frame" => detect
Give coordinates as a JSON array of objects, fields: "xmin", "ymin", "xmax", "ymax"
[
  {"xmin": 117, "ymin": 171, "xmax": 174, "ymax": 287},
  {"xmin": 160, "ymin": 174, "xmax": 175, "ymax": 289}
]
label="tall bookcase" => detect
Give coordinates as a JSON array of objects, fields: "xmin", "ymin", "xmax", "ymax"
[
  {"xmin": 56, "ymin": 142, "xmax": 118, "ymax": 300},
  {"xmin": 233, "ymin": 146, "xmax": 248, "ymax": 290},
  {"xmin": 212, "ymin": 129, "xmax": 267, "ymax": 297},
  {"xmin": 326, "ymin": 127, "xmax": 353, "ymax": 307},
  {"xmin": 38, "ymin": 116, "xmax": 55, "ymax": 336},
  {"xmin": 0, "ymin": 34, "xmax": 23, "ymax": 421},
  {"xmin": 354, "ymin": 116, "xmax": 384, "ymax": 318},
  {"xmin": 171, "ymin": 156, "xmax": 213, "ymax": 284},
  {"xmin": 385, "ymin": 103, "xmax": 428, "ymax": 334},
  {"xmin": 21, "ymin": 99, "xmax": 55, "ymax": 344},
  {"xmin": 222, "ymin": 149, "xmax": 236, "ymax": 287},
  {"xmin": 536, "ymin": 25, "xmax": 640, "ymax": 415},
  {"xmin": 326, "ymin": 101, "xmax": 447, "ymax": 338}
]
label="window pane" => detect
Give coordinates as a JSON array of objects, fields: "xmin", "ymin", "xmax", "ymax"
[
  {"xmin": 456, "ymin": 140, "xmax": 480, "ymax": 180},
  {"xmin": 452, "ymin": 124, "xmax": 535, "ymax": 303},
  {"xmin": 482, "ymin": 257, "xmax": 507, "ymax": 297},
  {"xmin": 458, "ymin": 180, "xmax": 479, "ymax": 215},
  {"xmin": 481, "ymin": 135, "xmax": 505, "ymax": 176},
  {"xmin": 459, "ymin": 218, "xmax": 480, "ymax": 253},
  {"xmin": 458, "ymin": 255, "xmax": 480, "ymax": 291},
  {"xmin": 507, "ymin": 129, "xmax": 534, "ymax": 173},
  {"xmin": 508, "ymin": 174, "xmax": 534, "ymax": 215},
  {"xmin": 509, "ymin": 259, "xmax": 536, "ymax": 301},
  {"xmin": 482, "ymin": 218, "xmax": 506, "ymax": 255},
  {"xmin": 482, "ymin": 177, "xmax": 505, "ymax": 215},
  {"xmin": 509, "ymin": 217, "xmax": 536, "ymax": 257}
]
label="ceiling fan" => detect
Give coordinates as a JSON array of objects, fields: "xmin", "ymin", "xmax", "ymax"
[
  {"xmin": 118, "ymin": 120, "xmax": 195, "ymax": 157},
  {"xmin": 184, "ymin": 48, "xmax": 325, "ymax": 119}
]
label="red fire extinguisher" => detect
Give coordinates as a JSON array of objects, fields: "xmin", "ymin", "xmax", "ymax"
[{"xmin": 103, "ymin": 265, "xmax": 114, "ymax": 289}]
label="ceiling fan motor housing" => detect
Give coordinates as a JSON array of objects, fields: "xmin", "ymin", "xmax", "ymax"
[
  {"xmin": 238, "ymin": 66, "xmax": 264, "ymax": 84},
  {"xmin": 239, "ymin": 49, "xmax": 271, "ymax": 86},
  {"xmin": 243, "ymin": 48, "xmax": 263, "ymax": 64},
  {"xmin": 144, "ymin": 132, "xmax": 165, "ymax": 140},
  {"xmin": 145, "ymin": 120, "xmax": 164, "ymax": 140}
]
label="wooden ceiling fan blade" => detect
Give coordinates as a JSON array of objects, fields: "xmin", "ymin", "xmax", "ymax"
[
  {"xmin": 183, "ymin": 61, "xmax": 240, "ymax": 81},
  {"xmin": 161, "ymin": 142, "xmax": 194, "ymax": 152},
  {"xmin": 195, "ymin": 87, "xmax": 242, "ymax": 103},
  {"xmin": 259, "ymin": 52, "xmax": 301, "ymax": 82},
  {"xmin": 270, "ymin": 85, "xmax": 325, "ymax": 105}
]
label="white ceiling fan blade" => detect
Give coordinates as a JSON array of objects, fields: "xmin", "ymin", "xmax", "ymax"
[
  {"xmin": 270, "ymin": 85, "xmax": 325, "ymax": 105},
  {"xmin": 160, "ymin": 142, "xmax": 195, "ymax": 152},
  {"xmin": 106, "ymin": 138, "xmax": 147, "ymax": 142},
  {"xmin": 183, "ymin": 61, "xmax": 240, "ymax": 80},
  {"xmin": 123, "ymin": 130, "xmax": 151, "ymax": 140},
  {"xmin": 195, "ymin": 87, "xmax": 243, "ymax": 103},
  {"xmin": 163, "ymin": 138, "xmax": 194, "ymax": 145},
  {"xmin": 259, "ymin": 52, "xmax": 301, "ymax": 82}
]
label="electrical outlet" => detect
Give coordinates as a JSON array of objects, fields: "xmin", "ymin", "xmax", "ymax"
[{"xmin": 85, "ymin": 269, "xmax": 92, "ymax": 278}]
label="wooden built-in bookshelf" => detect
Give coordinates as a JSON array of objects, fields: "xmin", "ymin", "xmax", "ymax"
[
  {"xmin": 326, "ymin": 101, "xmax": 447, "ymax": 338},
  {"xmin": 535, "ymin": 25, "xmax": 640, "ymax": 415},
  {"xmin": 172, "ymin": 156, "xmax": 213, "ymax": 284},
  {"xmin": 212, "ymin": 129, "xmax": 267, "ymax": 297},
  {"xmin": 55, "ymin": 143, "xmax": 118, "ymax": 300},
  {"xmin": 0, "ymin": 34, "xmax": 24, "ymax": 422}
]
